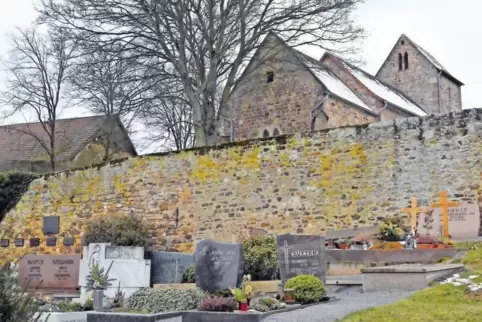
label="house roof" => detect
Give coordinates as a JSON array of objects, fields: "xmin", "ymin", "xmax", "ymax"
[
  {"xmin": 378, "ymin": 34, "xmax": 464, "ymax": 86},
  {"xmin": 322, "ymin": 53, "xmax": 428, "ymax": 117},
  {"xmin": 0, "ymin": 115, "xmax": 136, "ymax": 169},
  {"xmin": 293, "ymin": 50, "xmax": 374, "ymax": 113}
]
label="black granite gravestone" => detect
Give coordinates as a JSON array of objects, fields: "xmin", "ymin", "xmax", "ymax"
[
  {"xmin": 43, "ymin": 216, "xmax": 60, "ymax": 234},
  {"xmin": 0, "ymin": 239, "xmax": 9, "ymax": 247},
  {"xmin": 151, "ymin": 251, "xmax": 194, "ymax": 284},
  {"xmin": 30, "ymin": 238, "xmax": 40, "ymax": 247},
  {"xmin": 276, "ymin": 234, "xmax": 326, "ymax": 284},
  {"xmin": 15, "ymin": 239, "xmax": 24, "ymax": 247},
  {"xmin": 46, "ymin": 238, "xmax": 57, "ymax": 247},
  {"xmin": 63, "ymin": 237, "xmax": 75, "ymax": 246},
  {"xmin": 195, "ymin": 240, "xmax": 244, "ymax": 293}
]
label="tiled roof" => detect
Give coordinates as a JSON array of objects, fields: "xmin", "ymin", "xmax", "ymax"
[{"xmin": 0, "ymin": 115, "xmax": 131, "ymax": 168}]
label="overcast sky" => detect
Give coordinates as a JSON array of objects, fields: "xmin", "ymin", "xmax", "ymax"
[{"xmin": 0, "ymin": 0, "xmax": 480, "ymax": 149}]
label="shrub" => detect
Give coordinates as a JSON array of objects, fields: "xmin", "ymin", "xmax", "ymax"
[
  {"xmin": 211, "ymin": 289, "xmax": 232, "ymax": 298},
  {"xmin": 284, "ymin": 275, "xmax": 326, "ymax": 304},
  {"xmin": 0, "ymin": 264, "xmax": 42, "ymax": 321},
  {"xmin": 198, "ymin": 296, "xmax": 236, "ymax": 312},
  {"xmin": 56, "ymin": 301, "xmax": 82, "ymax": 312},
  {"xmin": 252, "ymin": 297, "xmax": 284, "ymax": 312},
  {"xmin": 0, "ymin": 172, "xmax": 38, "ymax": 222},
  {"xmin": 181, "ymin": 264, "xmax": 196, "ymax": 283},
  {"xmin": 83, "ymin": 213, "xmax": 151, "ymax": 247},
  {"xmin": 416, "ymin": 234, "xmax": 441, "ymax": 245},
  {"xmin": 126, "ymin": 288, "xmax": 206, "ymax": 313},
  {"xmin": 243, "ymin": 236, "xmax": 280, "ymax": 281}
]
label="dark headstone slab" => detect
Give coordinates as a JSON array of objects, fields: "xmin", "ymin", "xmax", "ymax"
[
  {"xmin": 63, "ymin": 237, "xmax": 75, "ymax": 246},
  {"xmin": 151, "ymin": 251, "xmax": 195, "ymax": 284},
  {"xmin": 276, "ymin": 234, "xmax": 326, "ymax": 284},
  {"xmin": 0, "ymin": 239, "xmax": 9, "ymax": 247},
  {"xmin": 46, "ymin": 237, "xmax": 57, "ymax": 247},
  {"xmin": 43, "ymin": 216, "xmax": 60, "ymax": 234},
  {"xmin": 15, "ymin": 239, "xmax": 24, "ymax": 247},
  {"xmin": 195, "ymin": 240, "xmax": 244, "ymax": 293},
  {"xmin": 30, "ymin": 238, "xmax": 40, "ymax": 247},
  {"xmin": 19, "ymin": 254, "xmax": 81, "ymax": 290}
]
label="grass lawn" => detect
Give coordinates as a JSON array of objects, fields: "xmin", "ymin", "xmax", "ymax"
[{"xmin": 341, "ymin": 245, "xmax": 482, "ymax": 322}]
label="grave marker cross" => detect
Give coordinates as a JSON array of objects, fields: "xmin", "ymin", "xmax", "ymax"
[
  {"xmin": 279, "ymin": 240, "xmax": 293, "ymax": 273},
  {"xmin": 400, "ymin": 197, "xmax": 429, "ymax": 231},
  {"xmin": 431, "ymin": 191, "xmax": 459, "ymax": 238}
]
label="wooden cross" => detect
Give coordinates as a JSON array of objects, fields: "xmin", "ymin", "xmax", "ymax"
[
  {"xmin": 400, "ymin": 197, "xmax": 429, "ymax": 231},
  {"xmin": 431, "ymin": 191, "xmax": 459, "ymax": 238}
]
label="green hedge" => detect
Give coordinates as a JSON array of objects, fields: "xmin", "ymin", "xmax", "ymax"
[{"xmin": 0, "ymin": 172, "xmax": 38, "ymax": 222}]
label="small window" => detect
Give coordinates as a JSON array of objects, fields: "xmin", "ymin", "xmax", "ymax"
[
  {"xmin": 273, "ymin": 128, "xmax": 280, "ymax": 136},
  {"xmin": 404, "ymin": 52, "xmax": 409, "ymax": 70},
  {"xmin": 401, "ymin": 40, "xmax": 405, "ymax": 45},
  {"xmin": 263, "ymin": 129, "xmax": 270, "ymax": 138},
  {"xmin": 398, "ymin": 53, "xmax": 403, "ymax": 71},
  {"xmin": 266, "ymin": 71, "xmax": 274, "ymax": 83}
]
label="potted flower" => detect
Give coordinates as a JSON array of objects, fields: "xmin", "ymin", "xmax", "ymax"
[
  {"xmin": 230, "ymin": 287, "xmax": 248, "ymax": 312},
  {"xmin": 337, "ymin": 238, "xmax": 351, "ymax": 249},
  {"xmin": 416, "ymin": 234, "xmax": 441, "ymax": 249},
  {"xmin": 379, "ymin": 222, "xmax": 404, "ymax": 242},
  {"xmin": 242, "ymin": 274, "xmax": 254, "ymax": 306},
  {"xmin": 283, "ymin": 288, "xmax": 296, "ymax": 304},
  {"xmin": 85, "ymin": 261, "xmax": 116, "ymax": 310}
]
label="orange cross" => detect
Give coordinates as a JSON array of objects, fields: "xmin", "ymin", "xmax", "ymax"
[
  {"xmin": 400, "ymin": 197, "xmax": 429, "ymax": 231},
  {"xmin": 431, "ymin": 191, "xmax": 459, "ymax": 238}
]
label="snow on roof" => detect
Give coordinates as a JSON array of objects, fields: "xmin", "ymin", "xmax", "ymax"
[
  {"xmin": 343, "ymin": 63, "xmax": 427, "ymax": 116},
  {"xmin": 296, "ymin": 54, "xmax": 372, "ymax": 112}
]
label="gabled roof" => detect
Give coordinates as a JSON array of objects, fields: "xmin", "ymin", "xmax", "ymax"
[
  {"xmin": 293, "ymin": 50, "xmax": 374, "ymax": 113},
  {"xmin": 322, "ymin": 52, "xmax": 427, "ymax": 117},
  {"xmin": 0, "ymin": 115, "xmax": 136, "ymax": 168},
  {"xmin": 378, "ymin": 34, "xmax": 464, "ymax": 86}
]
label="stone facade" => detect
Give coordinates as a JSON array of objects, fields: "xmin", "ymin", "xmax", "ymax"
[
  {"xmin": 376, "ymin": 35, "xmax": 462, "ymax": 115},
  {"xmin": 1, "ymin": 110, "xmax": 482, "ymax": 264}
]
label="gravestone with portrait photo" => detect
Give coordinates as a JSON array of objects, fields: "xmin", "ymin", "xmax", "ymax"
[
  {"xmin": 194, "ymin": 239, "xmax": 244, "ymax": 293},
  {"xmin": 276, "ymin": 233, "xmax": 326, "ymax": 285}
]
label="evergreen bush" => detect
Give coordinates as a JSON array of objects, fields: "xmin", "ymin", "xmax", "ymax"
[
  {"xmin": 0, "ymin": 172, "xmax": 38, "ymax": 222},
  {"xmin": 284, "ymin": 275, "xmax": 326, "ymax": 304},
  {"xmin": 243, "ymin": 235, "xmax": 280, "ymax": 281},
  {"xmin": 126, "ymin": 288, "xmax": 206, "ymax": 313},
  {"xmin": 83, "ymin": 214, "xmax": 151, "ymax": 247},
  {"xmin": 181, "ymin": 264, "xmax": 196, "ymax": 283}
]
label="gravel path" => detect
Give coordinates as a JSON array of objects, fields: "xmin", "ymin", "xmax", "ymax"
[{"xmin": 261, "ymin": 286, "xmax": 415, "ymax": 322}]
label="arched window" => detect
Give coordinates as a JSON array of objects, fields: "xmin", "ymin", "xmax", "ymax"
[
  {"xmin": 398, "ymin": 53, "xmax": 403, "ymax": 71},
  {"xmin": 262, "ymin": 129, "xmax": 270, "ymax": 138},
  {"xmin": 273, "ymin": 128, "xmax": 280, "ymax": 136},
  {"xmin": 404, "ymin": 52, "xmax": 409, "ymax": 70}
]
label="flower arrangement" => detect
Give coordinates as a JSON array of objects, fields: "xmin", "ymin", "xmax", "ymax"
[
  {"xmin": 230, "ymin": 287, "xmax": 247, "ymax": 303},
  {"xmin": 379, "ymin": 221, "xmax": 404, "ymax": 241},
  {"xmin": 242, "ymin": 274, "xmax": 254, "ymax": 300}
]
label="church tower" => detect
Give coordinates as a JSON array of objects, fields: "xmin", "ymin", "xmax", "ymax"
[{"xmin": 376, "ymin": 34, "xmax": 464, "ymax": 115}]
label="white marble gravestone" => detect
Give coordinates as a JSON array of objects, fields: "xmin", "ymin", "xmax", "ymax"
[{"xmin": 79, "ymin": 243, "xmax": 150, "ymax": 301}]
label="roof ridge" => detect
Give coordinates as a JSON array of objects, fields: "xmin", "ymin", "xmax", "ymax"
[{"xmin": 0, "ymin": 114, "xmax": 111, "ymax": 129}]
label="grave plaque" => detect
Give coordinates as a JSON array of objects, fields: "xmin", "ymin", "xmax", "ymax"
[
  {"xmin": 195, "ymin": 240, "xmax": 244, "ymax": 293},
  {"xmin": 0, "ymin": 239, "xmax": 9, "ymax": 247},
  {"xmin": 46, "ymin": 237, "xmax": 57, "ymax": 247},
  {"xmin": 418, "ymin": 203, "xmax": 480, "ymax": 238},
  {"xmin": 19, "ymin": 254, "xmax": 81, "ymax": 290},
  {"xmin": 43, "ymin": 216, "xmax": 60, "ymax": 234},
  {"xmin": 30, "ymin": 238, "xmax": 40, "ymax": 247},
  {"xmin": 276, "ymin": 233, "xmax": 326, "ymax": 284},
  {"xmin": 15, "ymin": 239, "xmax": 24, "ymax": 247},
  {"xmin": 63, "ymin": 237, "xmax": 75, "ymax": 246},
  {"xmin": 150, "ymin": 251, "xmax": 194, "ymax": 284}
]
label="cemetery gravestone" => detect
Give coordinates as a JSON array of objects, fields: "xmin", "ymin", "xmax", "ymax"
[
  {"xmin": 0, "ymin": 239, "xmax": 8, "ymax": 247},
  {"xmin": 195, "ymin": 240, "xmax": 244, "ymax": 293},
  {"xmin": 15, "ymin": 239, "xmax": 24, "ymax": 247},
  {"xmin": 276, "ymin": 233, "xmax": 326, "ymax": 284},
  {"xmin": 63, "ymin": 237, "xmax": 75, "ymax": 246},
  {"xmin": 46, "ymin": 238, "xmax": 57, "ymax": 247},
  {"xmin": 18, "ymin": 254, "xmax": 81, "ymax": 291},
  {"xmin": 418, "ymin": 203, "xmax": 480, "ymax": 238},
  {"xmin": 150, "ymin": 251, "xmax": 194, "ymax": 284},
  {"xmin": 30, "ymin": 238, "xmax": 40, "ymax": 247},
  {"xmin": 43, "ymin": 216, "xmax": 60, "ymax": 234}
]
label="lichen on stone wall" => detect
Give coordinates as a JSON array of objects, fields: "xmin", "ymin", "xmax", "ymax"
[{"xmin": 1, "ymin": 110, "xmax": 482, "ymax": 264}]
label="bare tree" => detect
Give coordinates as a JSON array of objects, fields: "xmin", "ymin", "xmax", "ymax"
[
  {"xmin": 1, "ymin": 27, "xmax": 77, "ymax": 171},
  {"xmin": 69, "ymin": 42, "xmax": 159, "ymax": 160},
  {"xmin": 40, "ymin": 0, "xmax": 364, "ymax": 147}
]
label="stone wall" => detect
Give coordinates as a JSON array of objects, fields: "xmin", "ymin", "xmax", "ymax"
[
  {"xmin": 439, "ymin": 74, "xmax": 463, "ymax": 114},
  {"xmin": 1, "ymin": 109, "xmax": 482, "ymax": 263}
]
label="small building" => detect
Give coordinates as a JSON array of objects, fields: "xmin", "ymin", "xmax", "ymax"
[{"xmin": 0, "ymin": 115, "xmax": 137, "ymax": 173}]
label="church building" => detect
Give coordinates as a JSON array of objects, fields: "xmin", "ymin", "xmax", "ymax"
[{"xmin": 223, "ymin": 33, "xmax": 464, "ymax": 141}]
